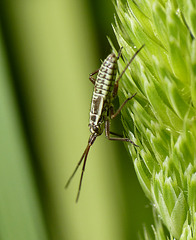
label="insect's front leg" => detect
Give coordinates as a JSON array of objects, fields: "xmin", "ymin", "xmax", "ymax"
[
  {"xmin": 89, "ymin": 69, "xmax": 99, "ymax": 84},
  {"xmin": 109, "ymin": 131, "xmax": 123, "ymax": 138},
  {"xmin": 110, "ymin": 93, "xmax": 137, "ymax": 119},
  {"xmin": 105, "ymin": 115, "xmax": 138, "ymax": 146}
]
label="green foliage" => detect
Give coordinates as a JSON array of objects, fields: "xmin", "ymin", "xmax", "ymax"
[
  {"xmin": 113, "ymin": 0, "xmax": 196, "ymax": 239},
  {"xmin": 0, "ymin": 27, "xmax": 49, "ymax": 240}
]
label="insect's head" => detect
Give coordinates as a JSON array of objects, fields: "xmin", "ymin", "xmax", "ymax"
[{"xmin": 89, "ymin": 122, "xmax": 104, "ymax": 136}]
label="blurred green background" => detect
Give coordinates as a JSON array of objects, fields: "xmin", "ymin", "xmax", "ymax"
[{"xmin": 0, "ymin": 0, "xmax": 152, "ymax": 239}]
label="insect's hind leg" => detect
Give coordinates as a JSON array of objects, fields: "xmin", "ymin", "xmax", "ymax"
[
  {"xmin": 113, "ymin": 45, "xmax": 144, "ymax": 98},
  {"xmin": 105, "ymin": 118, "xmax": 138, "ymax": 147},
  {"xmin": 89, "ymin": 69, "xmax": 99, "ymax": 84},
  {"xmin": 117, "ymin": 47, "xmax": 123, "ymax": 59}
]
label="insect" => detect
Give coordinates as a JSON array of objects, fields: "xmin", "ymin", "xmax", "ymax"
[{"xmin": 66, "ymin": 45, "xmax": 144, "ymax": 202}]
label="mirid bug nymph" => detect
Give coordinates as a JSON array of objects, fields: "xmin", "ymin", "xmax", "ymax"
[{"xmin": 66, "ymin": 45, "xmax": 144, "ymax": 202}]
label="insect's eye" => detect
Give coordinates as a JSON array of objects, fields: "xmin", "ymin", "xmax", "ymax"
[
  {"xmin": 89, "ymin": 124, "xmax": 99, "ymax": 134},
  {"xmin": 93, "ymin": 126, "xmax": 99, "ymax": 132}
]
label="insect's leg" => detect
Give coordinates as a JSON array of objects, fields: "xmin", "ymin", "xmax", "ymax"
[
  {"xmin": 105, "ymin": 118, "xmax": 138, "ymax": 146},
  {"xmin": 89, "ymin": 69, "xmax": 99, "ymax": 84},
  {"xmin": 111, "ymin": 93, "xmax": 137, "ymax": 119},
  {"xmin": 109, "ymin": 131, "xmax": 123, "ymax": 138},
  {"xmin": 113, "ymin": 44, "xmax": 145, "ymax": 98},
  {"xmin": 117, "ymin": 47, "xmax": 123, "ymax": 59}
]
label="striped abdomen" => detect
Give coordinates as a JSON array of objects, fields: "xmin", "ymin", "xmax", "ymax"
[
  {"xmin": 94, "ymin": 53, "xmax": 118, "ymax": 97},
  {"xmin": 89, "ymin": 53, "xmax": 118, "ymax": 134}
]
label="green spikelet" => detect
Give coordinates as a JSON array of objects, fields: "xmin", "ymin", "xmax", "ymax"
[{"xmin": 113, "ymin": 0, "xmax": 196, "ymax": 239}]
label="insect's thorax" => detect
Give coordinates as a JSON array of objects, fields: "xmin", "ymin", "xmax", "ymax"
[{"xmin": 89, "ymin": 53, "xmax": 118, "ymax": 135}]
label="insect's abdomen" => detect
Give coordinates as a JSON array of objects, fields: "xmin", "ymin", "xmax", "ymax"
[
  {"xmin": 89, "ymin": 53, "xmax": 118, "ymax": 134},
  {"xmin": 94, "ymin": 53, "xmax": 118, "ymax": 97}
]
